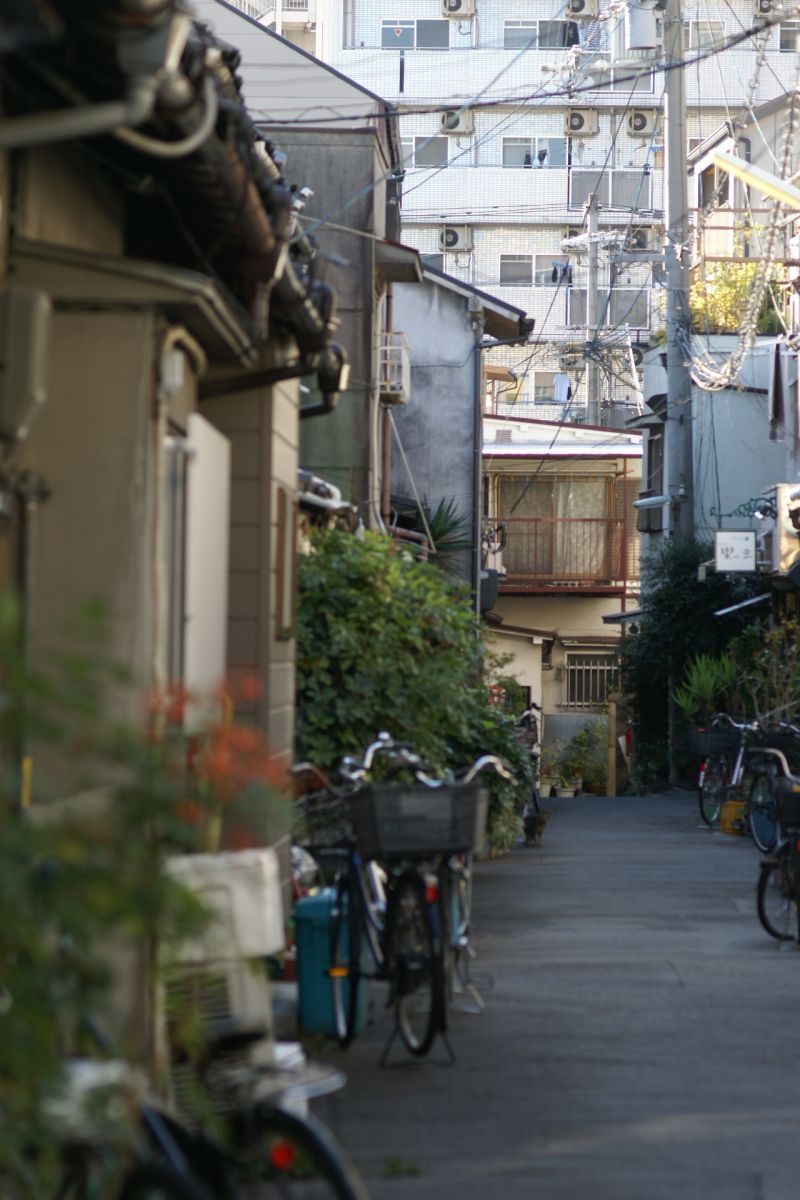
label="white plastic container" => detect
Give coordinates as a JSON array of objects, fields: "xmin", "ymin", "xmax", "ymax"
[{"xmin": 165, "ymin": 847, "xmax": 284, "ymax": 963}]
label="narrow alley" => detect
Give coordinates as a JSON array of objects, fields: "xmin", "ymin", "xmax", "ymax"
[{"xmin": 314, "ymin": 792, "xmax": 800, "ymax": 1200}]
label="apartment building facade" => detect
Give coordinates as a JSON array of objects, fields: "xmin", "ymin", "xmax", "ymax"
[{"xmin": 238, "ymin": 0, "xmax": 798, "ymax": 427}]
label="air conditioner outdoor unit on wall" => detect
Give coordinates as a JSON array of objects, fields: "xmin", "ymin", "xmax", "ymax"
[
  {"xmin": 442, "ymin": 0, "xmax": 476, "ymax": 16},
  {"xmin": 629, "ymin": 226, "xmax": 658, "ymax": 251},
  {"xmin": 631, "ymin": 346, "xmax": 645, "ymax": 366},
  {"xmin": 565, "ymin": 108, "xmax": 599, "ymax": 137},
  {"xmin": 439, "ymin": 225, "xmax": 473, "ymax": 252},
  {"xmin": 755, "ymin": 0, "xmax": 772, "ymax": 15},
  {"xmin": 439, "ymin": 108, "xmax": 474, "ymax": 136},
  {"xmin": 627, "ymin": 109, "xmax": 658, "ymax": 137},
  {"xmin": 568, "ymin": 0, "xmax": 598, "ymax": 15}
]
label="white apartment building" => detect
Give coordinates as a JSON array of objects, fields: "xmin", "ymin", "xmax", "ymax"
[{"xmin": 226, "ymin": 0, "xmax": 800, "ymax": 425}]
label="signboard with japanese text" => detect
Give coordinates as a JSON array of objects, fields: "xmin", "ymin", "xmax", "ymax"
[{"xmin": 715, "ymin": 530, "xmax": 756, "ymax": 573}]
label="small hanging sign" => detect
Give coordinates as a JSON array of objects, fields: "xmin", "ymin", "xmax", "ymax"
[{"xmin": 715, "ymin": 530, "xmax": 756, "ymax": 573}]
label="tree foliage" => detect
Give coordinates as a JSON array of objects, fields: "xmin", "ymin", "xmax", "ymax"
[
  {"xmin": 689, "ymin": 261, "xmax": 782, "ymax": 335},
  {"xmin": 619, "ymin": 538, "xmax": 768, "ymax": 784},
  {"xmin": 295, "ymin": 529, "xmax": 531, "ymax": 851}
]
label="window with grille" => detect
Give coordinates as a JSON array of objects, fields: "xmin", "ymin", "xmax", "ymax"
[
  {"xmin": 381, "ymin": 19, "xmax": 449, "ymax": 48},
  {"xmin": 500, "ymin": 254, "xmax": 533, "ymax": 285},
  {"xmin": 563, "ymin": 653, "xmax": 617, "ymax": 708},
  {"xmin": 502, "ymin": 136, "xmax": 567, "ymax": 168}
]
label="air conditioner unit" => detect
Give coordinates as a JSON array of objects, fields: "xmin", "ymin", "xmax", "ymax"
[
  {"xmin": 568, "ymin": 0, "xmax": 598, "ymax": 14},
  {"xmin": 755, "ymin": 484, "xmax": 800, "ymax": 578},
  {"xmin": 755, "ymin": 0, "xmax": 772, "ymax": 15},
  {"xmin": 631, "ymin": 346, "xmax": 645, "ymax": 367},
  {"xmin": 442, "ymin": 0, "xmax": 476, "ymax": 16},
  {"xmin": 439, "ymin": 225, "xmax": 473, "ymax": 252},
  {"xmin": 566, "ymin": 108, "xmax": 599, "ymax": 137},
  {"xmin": 439, "ymin": 108, "xmax": 474, "ymax": 136},
  {"xmin": 629, "ymin": 226, "xmax": 659, "ymax": 252},
  {"xmin": 627, "ymin": 109, "xmax": 658, "ymax": 137}
]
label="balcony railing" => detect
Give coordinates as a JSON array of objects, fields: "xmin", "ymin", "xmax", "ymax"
[{"xmin": 499, "ymin": 516, "xmax": 629, "ymax": 590}]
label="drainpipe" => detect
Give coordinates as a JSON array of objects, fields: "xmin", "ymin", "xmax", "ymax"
[
  {"xmin": 14, "ymin": 470, "xmax": 51, "ymax": 808},
  {"xmin": 468, "ymin": 296, "xmax": 486, "ymax": 615},
  {"xmin": 381, "ymin": 285, "xmax": 393, "ymax": 527}
]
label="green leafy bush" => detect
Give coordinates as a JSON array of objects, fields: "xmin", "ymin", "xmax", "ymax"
[{"xmin": 295, "ymin": 530, "xmax": 531, "ymax": 852}]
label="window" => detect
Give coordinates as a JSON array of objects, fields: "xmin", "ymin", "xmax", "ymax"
[
  {"xmin": 503, "ymin": 19, "xmax": 579, "ymax": 49},
  {"xmin": 569, "ymin": 169, "xmax": 651, "ymax": 210},
  {"xmin": 539, "ymin": 19, "xmax": 579, "ymax": 48},
  {"xmin": 534, "ymin": 254, "xmax": 571, "ymax": 286},
  {"xmin": 564, "ymin": 654, "xmax": 617, "ymax": 708},
  {"xmin": 533, "ymin": 371, "xmax": 557, "ymax": 402},
  {"xmin": 638, "ymin": 425, "xmax": 665, "ymax": 532},
  {"xmin": 502, "ymin": 136, "xmax": 567, "ymax": 168},
  {"xmin": 421, "ymin": 252, "xmax": 444, "ymax": 272},
  {"xmin": 414, "ymin": 135, "xmax": 448, "ymax": 167},
  {"xmin": 503, "ymin": 20, "xmax": 537, "ymax": 48},
  {"xmin": 382, "ymin": 18, "xmax": 449, "ymax": 49},
  {"xmin": 497, "ymin": 475, "xmax": 612, "ymax": 579},
  {"xmin": 500, "ymin": 254, "xmax": 533, "ymax": 285},
  {"xmin": 417, "ymin": 18, "xmax": 449, "ymax": 48},
  {"xmin": 567, "ymin": 288, "xmax": 588, "ymax": 325},
  {"xmin": 610, "ymin": 288, "xmax": 649, "ymax": 329},
  {"xmin": 684, "ymin": 20, "xmax": 725, "ymax": 51},
  {"xmin": 780, "ymin": 21, "xmax": 800, "ymax": 51}
]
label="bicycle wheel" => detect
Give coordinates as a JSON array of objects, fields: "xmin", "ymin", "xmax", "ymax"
[
  {"xmin": 749, "ymin": 773, "xmax": 779, "ymax": 853},
  {"xmin": 230, "ymin": 1103, "xmax": 370, "ymax": 1199},
  {"xmin": 329, "ymin": 875, "xmax": 362, "ymax": 1048},
  {"xmin": 117, "ymin": 1162, "xmax": 212, "ymax": 1200},
  {"xmin": 385, "ymin": 870, "xmax": 443, "ymax": 1057},
  {"xmin": 698, "ymin": 754, "xmax": 727, "ymax": 826},
  {"xmin": 757, "ymin": 848, "xmax": 795, "ymax": 940}
]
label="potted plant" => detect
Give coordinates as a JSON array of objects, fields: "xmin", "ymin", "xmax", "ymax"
[
  {"xmin": 537, "ymin": 739, "xmax": 564, "ymax": 798},
  {"xmin": 558, "ymin": 723, "xmax": 608, "ymax": 797},
  {"xmin": 675, "ymin": 652, "xmax": 739, "ymax": 754}
]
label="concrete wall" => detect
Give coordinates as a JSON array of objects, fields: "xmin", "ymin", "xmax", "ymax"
[{"xmin": 391, "ymin": 277, "xmax": 477, "ymax": 582}]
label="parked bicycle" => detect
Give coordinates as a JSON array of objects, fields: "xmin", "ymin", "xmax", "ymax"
[
  {"xmin": 294, "ymin": 733, "xmax": 511, "ymax": 1060},
  {"xmin": 697, "ymin": 713, "xmax": 798, "ymax": 851},
  {"xmin": 757, "ymin": 770, "xmax": 800, "ymax": 942},
  {"xmin": 32, "ymin": 1010, "xmax": 371, "ymax": 1200}
]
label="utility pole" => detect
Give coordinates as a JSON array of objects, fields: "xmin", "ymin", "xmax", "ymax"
[
  {"xmin": 585, "ymin": 191, "xmax": 602, "ymax": 426},
  {"xmin": 664, "ymin": 0, "xmax": 694, "ymax": 538}
]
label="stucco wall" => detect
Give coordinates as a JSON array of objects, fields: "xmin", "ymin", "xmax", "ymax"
[{"xmin": 20, "ymin": 310, "xmax": 156, "ymax": 724}]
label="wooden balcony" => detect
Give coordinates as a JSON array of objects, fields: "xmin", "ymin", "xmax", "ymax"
[{"xmin": 499, "ymin": 515, "xmax": 632, "ymax": 593}]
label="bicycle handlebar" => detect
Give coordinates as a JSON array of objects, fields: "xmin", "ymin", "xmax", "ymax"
[{"xmin": 334, "ymin": 732, "xmax": 513, "ymax": 787}]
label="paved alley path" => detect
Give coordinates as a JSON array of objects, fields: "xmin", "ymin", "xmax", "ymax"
[{"xmin": 313, "ymin": 791, "xmax": 800, "ymax": 1200}]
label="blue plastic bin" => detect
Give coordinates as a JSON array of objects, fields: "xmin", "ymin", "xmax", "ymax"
[{"xmin": 294, "ymin": 887, "xmax": 366, "ymax": 1037}]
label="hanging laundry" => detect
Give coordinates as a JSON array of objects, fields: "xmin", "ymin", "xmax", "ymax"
[
  {"xmin": 537, "ymin": 148, "xmax": 548, "ymax": 167},
  {"xmin": 554, "ymin": 373, "xmax": 571, "ymax": 404}
]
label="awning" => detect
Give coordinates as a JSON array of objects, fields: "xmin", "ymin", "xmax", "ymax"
[
  {"xmin": 713, "ymin": 593, "xmax": 771, "ymax": 618},
  {"xmin": 602, "ymin": 608, "xmax": 647, "ymax": 624}
]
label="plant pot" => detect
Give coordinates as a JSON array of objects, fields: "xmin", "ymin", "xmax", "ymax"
[
  {"xmin": 538, "ymin": 774, "xmax": 557, "ymax": 798},
  {"xmin": 556, "ymin": 786, "xmax": 575, "ymax": 798}
]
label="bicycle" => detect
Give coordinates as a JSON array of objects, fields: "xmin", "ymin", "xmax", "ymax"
[
  {"xmin": 697, "ymin": 713, "xmax": 790, "ymax": 851},
  {"xmin": 294, "ymin": 734, "xmax": 511, "ymax": 1061},
  {"xmin": 757, "ymin": 771, "xmax": 800, "ymax": 942}
]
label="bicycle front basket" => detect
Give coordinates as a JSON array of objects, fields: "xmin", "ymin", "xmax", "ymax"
[{"xmin": 349, "ymin": 783, "xmax": 488, "ymax": 860}]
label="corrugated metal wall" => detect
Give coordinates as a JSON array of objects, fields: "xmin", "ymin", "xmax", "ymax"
[{"xmin": 542, "ymin": 712, "xmax": 608, "ymax": 752}]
